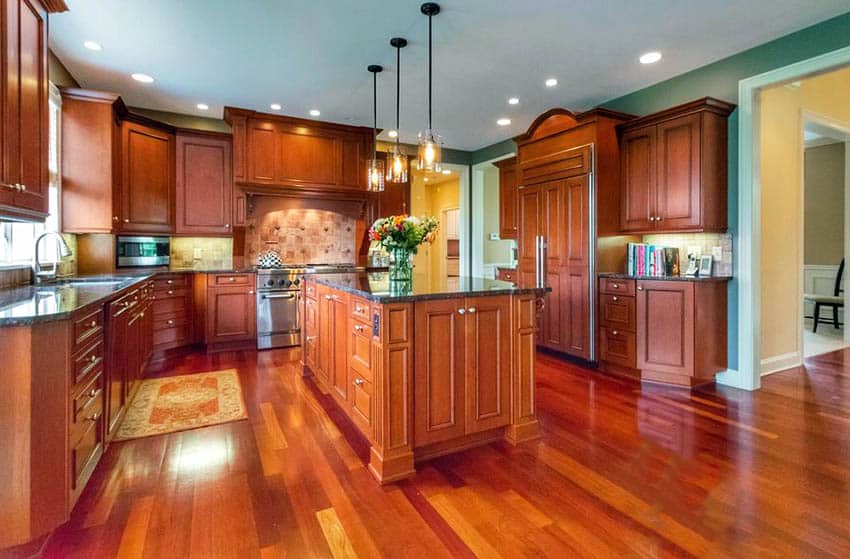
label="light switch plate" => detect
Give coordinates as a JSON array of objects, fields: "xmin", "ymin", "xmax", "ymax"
[
  {"xmin": 489, "ymin": 233, "xmax": 500, "ymax": 241},
  {"xmin": 712, "ymin": 246, "xmax": 723, "ymax": 260}
]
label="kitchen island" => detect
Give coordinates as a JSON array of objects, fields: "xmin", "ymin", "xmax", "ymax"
[{"xmin": 301, "ymin": 272, "xmax": 547, "ymax": 483}]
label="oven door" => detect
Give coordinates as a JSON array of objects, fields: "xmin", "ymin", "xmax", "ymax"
[{"xmin": 257, "ymin": 290, "xmax": 300, "ymax": 349}]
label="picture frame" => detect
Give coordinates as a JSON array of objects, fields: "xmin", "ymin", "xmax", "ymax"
[{"xmin": 698, "ymin": 255, "xmax": 713, "ymax": 277}]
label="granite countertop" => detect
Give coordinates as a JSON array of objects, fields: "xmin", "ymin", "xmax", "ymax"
[
  {"xmin": 306, "ymin": 272, "xmax": 549, "ymax": 303},
  {"xmin": 0, "ymin": 274, "xmax": 153, "ymax": 326},
  {"xmin": 598, "ymin": 272, "xmax": 732, "ymax": 283}
]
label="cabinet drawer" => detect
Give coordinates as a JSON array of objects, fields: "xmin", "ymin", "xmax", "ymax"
[
  {"xmin": 599, "ymin": 327, "xmax": 636, "ymax": 369},
  {"xmin": 70, "ymin": 398, "xmax": 104, "ymax": 491},
  {"xmin": 350, "ymin": 296, "xmax": 370, "ymax": 322},
  {"xmin": 72, "ymin": 371, "xmax": 104, "ymax": 431},
  {"xmin": 153, "ymin": 325, "xmax": 191, "ymax": 348},
  {"xmin": 155, "ymin": 286, "xmax": 190, "ymax": 300},
  {"xmin": 349, "ymin": 319, "xmax": 373, "ymax": 382},
  {"xmin": 73, "ymin": 337, "xmax": 105, "ymax": 386},
  {"xmin": 154, "ymin": 295, "xmax": 190, "ymax": 316},
  {"xmin": 497, "ymin": 268, "xmax": 516, "ymax": 283},
  {"xmin": 599, "ymin": 277, "xmax": 636, "ymax": 296},
  {"xmin": 350, "ymin": 375, "xmax": 373, "ymax": 438},
  {"xmin": 73, "ymin": 306, "xmax": 104, "ymax": 354},
  {"xmin": 154, "ymin": 312, "xmax": 189, "ymax": 331},
  {"xmin": 155, "ymin": 274, "xmax": 189, "ymax": 290},
  {"xmin": 305, "ymin": 282, "xmax": 318, "ymax": 301},
  {"xmin": 208, "ymin": 273, "xmax": 252, "ymax": 287},
  {"xmin": 599, "ymin": 294, "xmax": 636, "ymax": 332}
]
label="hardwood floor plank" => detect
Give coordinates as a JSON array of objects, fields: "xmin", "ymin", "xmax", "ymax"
[
  {"xmin": 427, "ymin": 493, "xmax": 504, "ymax": 559},
  {"xmin": 315, "ymin": 508, "xmax": 357, "ymax": 559},
  {"xmin": 116, "ymin": 495, "xmax": 154, "ymax": 559}
]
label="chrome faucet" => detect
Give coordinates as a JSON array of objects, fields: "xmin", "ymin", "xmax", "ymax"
[{"xmin": 33, "ymin": 231, "xmax": 72, "ymax": 283}]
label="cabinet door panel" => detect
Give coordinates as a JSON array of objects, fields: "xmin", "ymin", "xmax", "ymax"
[
  {"xmin": 564, "ymin": 175, "xmax": 590, "ymax": 358},
  {"xmin": 14, "ymin": 0, "xmax": 48, "ymax": 215},
  {"xmin": 207, "ymin": 287, "xmax": 256, "ymax": 343},
  {"xmin": 636, "ymin": 280, "xmax": 694, "ymax": 376},
  {"xmin": 656, "ymin": 114, "xmax": 701, "ymax": 230},
  {"xmin": 331, "ymin": 296, "xmax": 349, "ymax": 402},
  {"xmin": 497, "ymin": 159, "xmax": 518, "ymax": 239},
  {"xmin": 414, "ymin": 299, "xmax": 465, "ymax": 446},
  {"xmin": 1, "ymin": 0, "xmax": 21, "ymax": 204},
  {"xmin": 175, "ymin": 133, "xmax": 232, "ymax": 234},
  {"xmin": 247, "ymin": 122, "xmax": 276, "ymax": 183},
  {"xmin": 121, "ymin": 122, "xmax": 174, "ymax": 233},
  {"xmin": 317, "ymin": 286, "xmax": 332, "ymax": 383},
  {"xmin": 277, "ymin": 131, "xmax": 337, "ymax": 185},
  {"xmin": 620, "ymin": 126, "xmax": 656, "ymax": 232},
  {"xmin": 466, "ymin": 296, "xmax": 511, "ymax": 433},
  {"xmin": 516, "ymin": 186, "xmax": 539, "ymax": 285}
]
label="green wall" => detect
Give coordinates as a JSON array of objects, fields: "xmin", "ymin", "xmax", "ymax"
[{"xmin": 470, "ymin": 11, "xmax": 850, "ymax": 371}]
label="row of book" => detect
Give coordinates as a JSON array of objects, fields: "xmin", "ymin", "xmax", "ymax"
[{"xmin": 627, "ymin": 243, "xmax": 680, "ymax": 277}]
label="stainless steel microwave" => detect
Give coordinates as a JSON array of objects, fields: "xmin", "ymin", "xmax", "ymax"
[{"xmin": 116, "ymin": 236, "xmax": 170, "ymax": 268}]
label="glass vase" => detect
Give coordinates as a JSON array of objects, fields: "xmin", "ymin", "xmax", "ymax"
[{"xmin": 389, "ymin": 247, "xmax": 414, "ymax": 282}]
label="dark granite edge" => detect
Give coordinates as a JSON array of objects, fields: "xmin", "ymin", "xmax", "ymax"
[
  {"xmin": 305, "ymin": 274, "xmax": 548, "ymax": 304},
  {"xmin": 598, "ymin": 272, "xmax": 732, "ymax": 282}
]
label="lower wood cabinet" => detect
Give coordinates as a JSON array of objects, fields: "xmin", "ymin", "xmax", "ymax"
[
  {"xmin": 414, "ymin": 296, "xmax": 512, "ymax": 446},
  {"xmin": 598, "ymin": 276, "xmax": 728, "ymax": 387},
  {"xmin": 205, "ymin": 280, "xmax": 256, "ymax": 345}
]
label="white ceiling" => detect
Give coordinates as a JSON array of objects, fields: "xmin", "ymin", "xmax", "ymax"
[{"xmin": 49, "ymin": 0, "xmax": 850, "ymax": 151}]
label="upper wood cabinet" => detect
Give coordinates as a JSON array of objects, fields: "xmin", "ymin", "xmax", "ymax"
[
  {"xmin": 60, "ymin": 89, "xmax": 122, "ymax": 233},
  {"xmin": 0, "ymin": 0, "xmax": 50, "ymax": 221},
  {"xmin": 618, "ymin": 98, "xmax": 734, "ymax": 234},
  {"xmin": 495, "ymin": 157, "xmax": 517, "ymax": 239},
  {"xmin": 120, "ymin": 120, "xmax": 175, "ymax": 234},
  {"xmin": 225, "ymin": 107, "xmax": 374, "ymax": 192},
  {"xmin": 175, "ymin": 132, "xmax": 233, "ymax": 235}
]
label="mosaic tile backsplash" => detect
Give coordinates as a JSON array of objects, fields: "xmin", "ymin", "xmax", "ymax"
[
  {"xmin": 246, "ymin": 208, "xmax": 356, "ymax": 265},
  {"xmin": 170, "ymin": 237, "xmax": 234, "ymax": 270},
  {"xmin": 642, "ymin": 232, "xmax": 733, "ymax": 277}
]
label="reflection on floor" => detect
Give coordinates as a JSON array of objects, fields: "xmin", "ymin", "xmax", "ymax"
[
  {"xmin": 803, "ymin": 318, "xmax": 847, "ymax": 357},
  {"xmin": 42, "ymin": 348, "xmax": 850, "ymax": 557}
]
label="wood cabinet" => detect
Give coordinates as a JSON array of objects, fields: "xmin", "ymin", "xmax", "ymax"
[
  {"xmin": 152, "ymin": 273, "xmax": 193, "ymax": 352},
  {"xmin": 495, "ymin": 157, "xmax": 517, "ymax": 239},
  {"xmin": 618, "ymin": 98, "xmax": 734, "ymax": 234},
  {"xmin": 60, "ymin": 89, "xmax": 122, "ymax": 233},
  {"xmin": 175, "ymin": 132, "xmax": 233, "ymax": 235},
  {"xmin": 0, "ymin": 0, "xmax": 50, "ymax": 221},
  {"xmin": 413, "ymin": 296, "xmax": 511, "ymax": 445},
  {"xmin": 224, "ymin": 107, "xmax": 374, "ymax": 192},
  {"xmin": 595, "ymin": 277, "xmax": 727, "ymax": 387},
  {"xmin": 120, "ymin": 120, "xmax": 175, "ymax": 233},
  {"xmin": 204, "ymin": 275, "xmax": 256, "ymax": 345}
]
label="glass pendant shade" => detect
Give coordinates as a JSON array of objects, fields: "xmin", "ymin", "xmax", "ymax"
[
  {"xmin": 386, "ymin": 144, "xmax": 408, "ymax": 183},
  {"xmin": 416, "ymin": 130, "xmax": 442, "ymax": 172},
  {"xmin": 368, "ymin": 157, "xmax": 385, "ymax": 192}
]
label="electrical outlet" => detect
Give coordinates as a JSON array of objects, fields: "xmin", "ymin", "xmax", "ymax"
[
  {"xmin": 193, "ymin": 248, "xmax": 203, "ymax": 260},
  {"xmin": 712, "ymin": 246, "xmax": 723, "ymax": 261}
]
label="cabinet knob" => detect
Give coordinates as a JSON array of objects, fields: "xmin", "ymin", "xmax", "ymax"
[
  {"xmin": 612, "ymin": 283, "xmax": 619, "ymax": 289},
  {"xmin": 124, "ymin": 219, "xmax": 129, "ymax": 223},
  {"xmin": 637, "ymin": 286, "xmax": 644, "ymax": 291},
  {"xmin": 87, "ymin": 412, "xmax": 101, "ymax": 422},
  {"xmin": 468, "ymin": 307, "xmax": 476, "ymax": 314},
  {"xmin": 90, "ymin": 354, "xmax": 97, "ymax": 363},
  {"xmin": 249, "ymin": 290, "xmax": 254, "ymax": 295},
  {"xmin": 88, "ymin": 388, "xmax": 98, "ymax": 398},
  {"xmin": 325, "ymin": 295, "xmax": 332, "ymax": 300},
  {"xmin": 167, "ymin": 279, "xmax": 173, "ymax": 285},
  {"xmin": 228, "ymin": 277, "xmax": 236, "ymax": 282},
  {"xmin": 20, "ymin": 183, "xmax": 26, "ymax": 191},
  {"xmin": 167, "ymin": 319, "xmax": 174, "ymax": 325},
  {"xmin": 90, "ymin": 320, "xmax": 97, "ymax": 327},
  {"xmin": 457, "ymin": 308, "xmax": 466, "ymax": 315},
  {"xmin": 225, "ymin": 223, "xmax": 230, "ymax": 228},
  {"xmin": 612, "ymin": 330, "xmax": 619, "ymax": 336},
  {"xmin": 167, "ymin": 290, "xmax": 174, "ymax": 295},
  {"xmin": 113, "ymin": 216, "xmax": 119, "ymax": 222},
  {"xmin": 612, "ymin": 296, "xmax": 618, "ymax": 302},
  {"xmin": 355, "ymin": 305, "xmax": 364, "ymax": 313},
  {"xmin": 353, "ymin": 378, "xmax": 364, "ymax": 386}
]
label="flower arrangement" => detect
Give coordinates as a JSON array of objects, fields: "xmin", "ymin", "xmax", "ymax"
[
  {"xmin": 369, "ymin": 215, "xmax": 439, "ymax": 281},
  {"xmin": 368, "ymin": 215, "xmax": 439, "ymax": 252}
]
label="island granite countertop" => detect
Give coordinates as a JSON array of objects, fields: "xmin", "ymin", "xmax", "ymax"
[{"xmin": 305, "ymin": 272, "xmax": 549, "ymax": 303}]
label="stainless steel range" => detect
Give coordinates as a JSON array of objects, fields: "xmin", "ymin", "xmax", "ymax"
[{"xmin": 256, "ymin": 264, "xmax": 357, "ymax": 350}]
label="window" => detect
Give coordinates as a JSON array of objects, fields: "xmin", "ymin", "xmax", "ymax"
[{"xmin": 0, "ymin": 83, "xmax": 62, "ymax": 266}]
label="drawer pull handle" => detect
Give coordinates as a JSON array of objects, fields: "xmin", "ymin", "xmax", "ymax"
[
  {"xmin": 325, "ymin": 295, "xmax": 332, "ymax": 300},
  {"xmin": 87, "ymin": 412, "xmax": 101, "ymax": 422},
  {"xmin": 353, "ymin": 378, "xmax": 364, "ymax": 386},
  {"xmin": 88, "ymin": 388, "xmax": 98, "ymax": 398},
  {"xmin": 167, "ymin": 290, "xmax": 174, "ymax": 295},
  {"xmin": 167, "ymin": 280, "xmax": 173, "ymax": 285},
  {"xmin": 90, "ymin": 354, "xmax": 97, "ymax": 363},
  {"xmin": 89, "ymin": 320, "xmax": 97, "ymax": 328},
  {"xmin": 228, "ymin": 277, "xmax": 236, "ymax": 282},
  {"xmin": 457, "ymin": 308, "xmax": 466, "ymax": 315},
  {"xmin": 354, "ymin": 325, "xmax": 365, "ymax": 332},
  {"xmin": 468, "ymin": 307, "xmax": 476, "ymax": 314},
  {"xmin": 355, "ymin": 305, "xmax": 364, "ymax": 313}
]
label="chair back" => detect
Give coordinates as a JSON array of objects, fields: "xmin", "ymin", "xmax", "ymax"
[{"xmin": 834, "ymin": 258, "xmax": 845, "ymax": 297}]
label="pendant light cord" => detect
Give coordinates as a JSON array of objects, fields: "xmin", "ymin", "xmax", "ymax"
[
  {"xmin": 427, "ymin": 12, "xmax": 433, "ymax": 131},
  {"xmin": 396, "ymin": 45, "xmax": 401, "ymax": 146},
  {"xmin": 373, "ymin": 70, "xmax": 378, "ymax": 160}
]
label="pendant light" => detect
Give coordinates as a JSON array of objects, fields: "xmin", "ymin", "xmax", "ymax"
[
  {"xmin": 417, "ymin": 2, "xmax": 442, "ymax": 173},
  {"xmin": 386, "ymin": 37, "xmax": 409, "ymax": 184},
  {"xmin": 367, "ymin": 64, "xmax": 385, "ymax": 192}
]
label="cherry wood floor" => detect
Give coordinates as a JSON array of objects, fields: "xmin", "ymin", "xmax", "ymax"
[{"xmin": 35, "ymin": 348, "xmax": 850, "ymax": 558}]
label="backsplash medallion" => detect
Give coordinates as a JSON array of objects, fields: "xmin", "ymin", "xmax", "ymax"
[{"xmin": 246, "ymin": 208, "xmax": 356, "ymax": 265}]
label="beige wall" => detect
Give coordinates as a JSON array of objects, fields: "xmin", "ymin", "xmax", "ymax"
[
  {"xmin": 482, "ymin": 165, "xmax": 514, "ymax": 265},
  {"xmin": 804, "ymin": 143, "xmax": 845, "ymax": 265},
  {"xmin": 760, "ymin": 65, "xmax": 850, "ymax": 362},
  {"xmin": 410, "ymin": 174, "xmax": 459, "ymax": 282}
]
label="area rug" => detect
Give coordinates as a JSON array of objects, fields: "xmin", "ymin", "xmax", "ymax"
[{"xmin": 114, "ymin": 369, "xmax": 248, "ymax": 441}]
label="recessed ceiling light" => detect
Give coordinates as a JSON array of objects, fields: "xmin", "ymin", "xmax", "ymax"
[
  {"xmin": 309, "ymin": 109, "xmax": 321, "ymax": 117},
  {"xmin": 131, "ymin": 73, "xmax": 154, "ymax": 83},
  {"xmin": 388, "ymin": 130, "xmax": 398, "ymax": 138},
  {"xmin": 545, "ymin": 78, "xmax": 558, "ymax": 87},
  {"xmin": 83, "ymin": 40, "xmax": 102, "ymax": 51},
  {"xmin": 442, "ymin": 169, "xmax": 451, "ymax": 175},
  {"xmin": 497, "ymin": 118, "xmax": 511, "ymax": 126},
  {"xmin": 196, "ymin": 103, "xmax": 209, "ymax": 111},
  {"xmin": 639, "ymin": 51, "xmax": 662, "ymax": 64},
  {"xmin": 508, "ymin": 97, "xmax": 519, "ymax": 105},
  {"xmin": 270, "ymin": 103, "xmax": 282, "ymax": 111}
]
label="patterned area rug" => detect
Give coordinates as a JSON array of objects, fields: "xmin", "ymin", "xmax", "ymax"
[{"xmin": 114, "ymin": 369, "xmax": 248, "ymax": 441}]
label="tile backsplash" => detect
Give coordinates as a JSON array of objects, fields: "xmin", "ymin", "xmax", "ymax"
[
  {"xmin": 642, "ymin": 232, "xmax": 733, "ymax": 277},
  {"xmin": 246, "ymin": 204, "xmax": 357, "ymax": 265},
  {"xmin": 170, "ymin": 237, "xmax": 234, "ymax": 270}
]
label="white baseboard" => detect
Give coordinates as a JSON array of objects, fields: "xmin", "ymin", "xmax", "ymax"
[{"xmin": 760, "ymin": 351, "xmax": 802, "ymax": 376}]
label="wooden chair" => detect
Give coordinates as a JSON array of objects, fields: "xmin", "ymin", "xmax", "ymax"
[{"xmin": 804, "ymin": 258, "xmax": 845, "ymax": 333}]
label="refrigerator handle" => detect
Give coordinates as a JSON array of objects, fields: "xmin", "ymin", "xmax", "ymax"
[{"xmin": 535, "ymin": 236, "xmax": 548, "ymax": 289}]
